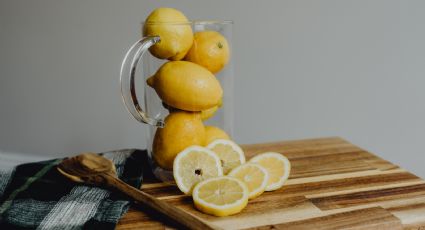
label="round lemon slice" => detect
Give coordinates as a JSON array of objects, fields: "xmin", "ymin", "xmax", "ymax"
[
  {"xmin": 192, "ymin": 176, "xmax": 249, "ymax": 217},
  {"xmin": 207, "ymin": 139, "xmax": 246, "ymax": 174},
  {"xmin": 249, "ymin": 152, "xmax": 291, "ymax": 191},
  {"xmin": 228, "ymin": 163, "xmax": 269, "ymax": 199},
  {"xmin": 173, "ymin": 146, "xmax": 223, "ymax": 195}
]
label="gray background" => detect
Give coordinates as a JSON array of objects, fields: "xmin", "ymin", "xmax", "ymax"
[{"xmin": 1, "ymin": 0, "xmax": 424, "ymax": 177}]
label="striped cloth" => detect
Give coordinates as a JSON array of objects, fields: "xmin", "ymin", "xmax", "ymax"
[{"xmin": 0, "ymin": 149, "xmax": 147, "ymax": 230}]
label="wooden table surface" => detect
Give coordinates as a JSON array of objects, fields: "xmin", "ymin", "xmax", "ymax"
[{"xmin": 117, "ymin": 137, "xmax": 425, "ymax": 229}]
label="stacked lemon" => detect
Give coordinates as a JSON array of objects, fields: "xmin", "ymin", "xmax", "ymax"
[
  {"xmin": 144, "ymin": 8, "xmax": 231, "ymax": 171},
  {"xmin": 142, "ymin": 8, "xmax": 291, "ymax": 217}
]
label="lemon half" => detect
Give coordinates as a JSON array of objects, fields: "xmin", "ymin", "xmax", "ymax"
[
  {"xmin": 207, "ymin": 139, "xmax": 245, "ymax": 174},
  {"xmin": 173, "ymin": 146, "xmax": 223, "ymax": 194},
  {"xmin": 249, "ymin": 152, "xmax": 291, "ymax": 191},
  {"xmin": 228, "ymin": 163, "xmax": 269, "ymax": 199},
  {"xmin": 192, "ymin": 176, "xmax": 249, "ymax": 217}
]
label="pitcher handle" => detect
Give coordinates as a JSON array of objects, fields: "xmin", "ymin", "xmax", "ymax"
[{"xmin": 120, "ymin": 36, "xmax": 164, "ymax": 127}]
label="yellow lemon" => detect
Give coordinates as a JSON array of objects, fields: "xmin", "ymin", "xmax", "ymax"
[
  {"xmin": 163, "ymin": 103, "xmax": 220, "ymax": 121},
  {"xmin": 184, "ymin": 31, "xmax": 230, "ymax": 73},
  {"xmin": 143, "ymin": 8, "xmax": 193, "ymax": 60},
  {"xmin": 147, "ymin": 61, "xmax": 223, "ymax": 111},
  {"xmin": 207, "ymin": 139, "xmax": 245, "ymax": 174},
  {"xmin": 201, "ymin": 106, "xmax": 218, "ymax": 120},
  {"xmin": 173, "ymin": 146, "xmax": 223, "ymax": 195},
  {"xmin": 249, "ymin": 152, "xmax": 291, "ymax": 191},
  {"xmin": 192, "ymin": 176, "xmax": 249, "ymax": 217},
  {"xmin": 152, "ymin": 111, "xmax": 205, "ymax": 170},
  {"xmin": 204, "ymin": 126, "xmax": 230, "ymax": 145},
  {"xmin": 228, "ymin": 163, "xmax": 269, "ymax": 199},
  {"xmin": 201, "ymin": 98, "xmax": 222, "ymax": 120}
]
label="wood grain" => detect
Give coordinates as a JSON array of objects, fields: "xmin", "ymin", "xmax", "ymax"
[
  {"xmin": 248, "ymin": 207, "xmax": 403, "ymax": 230},
  {"xmin": 116, "ymin": 137, "xmax": 425, "ymax": 229},
  {"xmin": 311, "ymin": 184, "xmax": 425, "ymax": 210}
]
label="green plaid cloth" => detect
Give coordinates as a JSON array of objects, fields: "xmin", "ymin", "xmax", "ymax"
[{"xmin": 0, "ymin": 149, "xmax": 147, "ymax": 230}]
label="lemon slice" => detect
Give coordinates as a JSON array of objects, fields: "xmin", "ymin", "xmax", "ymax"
[
  {"xmin": 228, "ymin": 163, "xmax": 269, "ymax": 199},
  {"xmin": 249, "ymin": 152, "xmax": 291, "ymax": 191},
  {"xmin": 207, "ymin": 139, "xmax": 246, "ymax": 174},
  {"xmin": 192, "ymin": 176, "xmax": 249, "ymax": 217},
  {"xmin": 173, "ymin": 146, "xmax": 223, "ymax": 194}
]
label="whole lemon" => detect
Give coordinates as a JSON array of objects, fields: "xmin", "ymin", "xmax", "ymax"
[
  {"xmin": 163, "ymin": 98, "xmax": 221, "ymax": 120},
  {"xmin": 204, "ymin": 126, "xmax": 230, "ymax": 145},
  {"xmin": 147, "ymin": 61, "xmax": 223, "ymax": 111},
  {"xmin": 153, "ymin": 111, "xmax": 205, "ymax": 170},
  {"xmin": 143, "ymin": 8, "xmax": 193, "ymax": 60},
  {"xmin": 184, "ymin": 31, "xmax": 230, "ymax": 73},
  {"xmin": 201, "ymin": 106, "xmax": 219, "ymax": 120},
  {"xmin": 201, "ymin": 98, "xmax": 222, "ymax": 120}
]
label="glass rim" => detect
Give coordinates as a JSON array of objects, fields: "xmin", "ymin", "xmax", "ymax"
[{"xmin": 142, "ymin": 20, "xmax": 233, "ymax": 25}]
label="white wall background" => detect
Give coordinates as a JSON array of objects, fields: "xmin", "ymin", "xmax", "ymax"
[{"xmin": 1, "ymin": 0, "xmax": 424, "ymax": 177}]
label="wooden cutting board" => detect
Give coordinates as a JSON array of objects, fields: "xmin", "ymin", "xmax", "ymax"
[{"xmin": 117, "ymin": 137, "xmax": 425, "ymax": 229}]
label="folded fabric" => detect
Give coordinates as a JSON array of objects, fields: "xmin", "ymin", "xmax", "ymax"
[{"xmin": 0, "ymin": 149, "xmax": 147, "ymax": 230}]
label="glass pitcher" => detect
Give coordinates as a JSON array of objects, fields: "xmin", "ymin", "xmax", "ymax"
[{"xmin": 120, "ymin": 21, "xmax": 233, "ymax": 182}]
